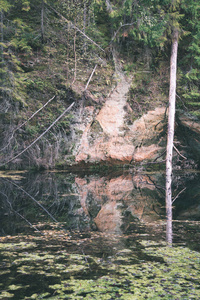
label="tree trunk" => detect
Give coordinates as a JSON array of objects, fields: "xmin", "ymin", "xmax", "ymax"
[
  {"xmin": 1, "ymin": 9, "xmax": 4, "ymax": 61},
  {"xmin": 165, "ymin": 28, "xmax": 178, "ymax": 245},
  {"xmin": 83, "ymin": 1, "xmax": 87, "ymax": 53},
  {"xmin": 41, "ymin": 0, "xmax": 44, "ymax": 43}
]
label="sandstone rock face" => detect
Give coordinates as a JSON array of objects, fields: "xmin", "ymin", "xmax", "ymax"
[
  {"xmin": 96, "ymin": 76, "xmax": 129, "ymax": 136},
  {"xmin": 75, "ymin": 71, "xmax": 166, "ymax": 164}
]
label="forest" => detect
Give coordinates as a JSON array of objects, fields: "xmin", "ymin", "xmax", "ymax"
[
  {"xmin": 1, "ymin": 2, "xmax": 200, "ymax": 299},
  {"xmin": 1, "ymin": 0, "xmax": 200, "ymax": 170}
]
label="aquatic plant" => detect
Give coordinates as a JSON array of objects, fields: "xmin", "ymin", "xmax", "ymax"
[{"xmin": 0, "ymin": 230, "xmax": 200, "ymax": 299}]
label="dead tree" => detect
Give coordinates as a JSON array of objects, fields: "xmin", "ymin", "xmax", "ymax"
[{"xmin": 165, "ymin": 28, "xmax": 179, "ymax": 245}]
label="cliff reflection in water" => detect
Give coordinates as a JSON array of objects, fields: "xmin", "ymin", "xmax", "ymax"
[
  {"xmin": 0, "ymin": 170, "xmax": 200, "ymax": 245},
  {"xmin": 0, "ymin": 171, "xmax": 164, "ymax": 235},
  {"xmin": 75, "ymin": 173, "xmax": 164, "ymax": 234}
]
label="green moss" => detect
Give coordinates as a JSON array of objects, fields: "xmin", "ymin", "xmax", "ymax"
[{"xmin": 25, "ymin": 125, "xmax": 39, "ymax": 136}]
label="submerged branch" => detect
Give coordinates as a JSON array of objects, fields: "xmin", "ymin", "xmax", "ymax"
[
  {"xmin": 173, "ymin": 144, "xmax": 187, "ymax": 160},
  {"xmin": 172, "ymin": 187, "xmax": 186, "ymax": 204},
  {"xmin": 153, "ymin": 150, "xmax": 166, "ymax": 162},
  {"xmin": 0, "ymin": 190, "xmax": 41, "ymax": 232},
  {"xmin": 3, "ymin": 178, "xmax": 58, "ymax": 223}
]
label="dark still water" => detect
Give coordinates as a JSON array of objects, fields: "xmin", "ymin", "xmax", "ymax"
[{"xmin": 0, "ymin": 170, "xmax": 200, "ymax": 299}]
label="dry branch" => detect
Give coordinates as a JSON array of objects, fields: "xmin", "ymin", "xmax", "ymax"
[
  {"xmin": 0, "ymin": 102, "xmax": 75, "ymax": 167},
  {"xmin": 18, "ymin": 95, "xmax": 56, "ymax": 130},
  {"xmin": 46, "ymin": 3, "xmax": 105, "ymax": 53},
  {"xmin": 84, "ymin": 64, "xmax": 97, "ymax": 91},
  {"xmin": 108, "ymin": 22, "xmax": 136, "ymax": 46},
  {"xmin": 173, "ymin": 144, "xmax": 187, "ymax": 160},
  {"xmin": 0, "ymin": 95, "xmax": 56, "ymax": 152}
]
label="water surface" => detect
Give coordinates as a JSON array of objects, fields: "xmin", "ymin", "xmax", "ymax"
[{"xmin": 0, "ymin": 170, "xmax": 200, "ymax": 299}]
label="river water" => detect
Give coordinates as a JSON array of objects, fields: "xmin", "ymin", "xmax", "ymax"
[{"xmin": 0, "ymin": 170, "xmax": 200, "ymax": 299}]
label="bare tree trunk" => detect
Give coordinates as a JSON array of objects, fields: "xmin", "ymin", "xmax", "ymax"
[
  {"xmin": 83, "ymin": 1, "xmax": 87, "ymax": 53},
  {"xmin": 165, "ymin": 28, "xmax": 179, "ymax": 245},
  {"xmin": 66, "ymin": 24, "xmax": 69, "ymax": 83},
  {"xmin": 41, "ymin": 0, "xmax": 44, "ymax": 43},
  {"xmin": 1, "ymin": 9, "xmax": 4, "ymax": 62},
  {"xmin": 72, "ymin": 22, "xmax": 77, "ymax": 85},
  {"xmin": 166, "ymin": 214, "xmax": 173, "ymax": 245}
]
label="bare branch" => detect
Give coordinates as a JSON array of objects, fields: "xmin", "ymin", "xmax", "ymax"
[
  {"xmin": 172, "ymin": 187, "xmax": 186, "ymax": 204},
  {"xmin": 84, "ymin": 64, "xmax": 97, "ymax": 91},
  {"xmin": 153, "ymin": 149, "xmax": 166, "ymax": 162},
  {"xmin": 108, "ymin": 22, "xmax": 136, "ymax": 46},
  {"xmin": 0, "ymin": 102, "xmax": 75, "ymax": 167},
  {"xmin": 17, "ymin": 95, "xmax": 56, "ymax": 131},
  {"xmin": 71, "ymin": 25, "xmax": 77, "ymax": 85},
  {"xmin": 46, "ymin": 3, "xmax": 105, "ymax": 53},
  {"xmin": 173, "ymin": 144, "xmax": 187, "ymax": 160},
  {"xmin": 0, "ymin": 95, "xmax": 56, "ymax": 152}
]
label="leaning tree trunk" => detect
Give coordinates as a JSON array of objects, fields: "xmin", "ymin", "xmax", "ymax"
[{"xmin": 166, "ymin": 28, "xmax": 179, "ymax": 245}]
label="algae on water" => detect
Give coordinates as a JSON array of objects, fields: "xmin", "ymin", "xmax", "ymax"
[{"xmin": 0, "ymin": 230, "xmax": 200, "ymax": 299}]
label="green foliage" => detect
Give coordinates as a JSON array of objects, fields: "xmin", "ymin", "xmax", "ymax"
[
  {"xmin": 1, "ymin": 0, "xmax": 200, "ymax": 167},
  {"xmin": 25, "ymin": 124, "xmax": 39, "ymax": 136},
  {"xmin": 0, "ymin": 0, "xmax": 12, "ymax": 12}
]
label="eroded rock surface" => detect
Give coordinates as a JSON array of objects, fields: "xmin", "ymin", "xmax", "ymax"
[{"xmin": 75, "ymin": 73, "xmax": 166, "ymax": 165}]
